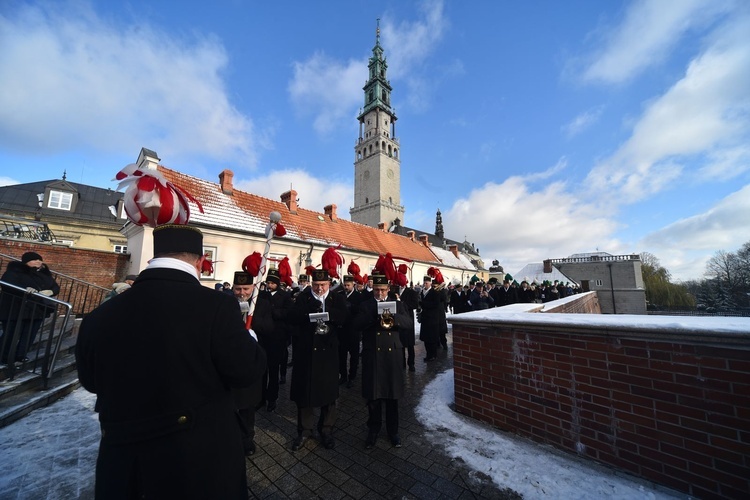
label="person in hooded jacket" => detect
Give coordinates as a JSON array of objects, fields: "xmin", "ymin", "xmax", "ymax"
[{"xmin": 0, "ymin": 251, "xmax": 60, "ymax": 363}]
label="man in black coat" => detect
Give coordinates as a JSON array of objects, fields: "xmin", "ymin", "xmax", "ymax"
[
  {"xmin": 259, "ymin": 269, "xmax": 292, "ymax": 412},
  {"xmin": 418, "ymin": 276, "xmax": 444, "ymax": 361},
  {"xmin": 354, "ymin": 274, "xmax": 413, "ymax": 449},
  {"xmin": 396, "ymin": 282, "xmax": 419, "ymax": 371},
  {"xmin": 337, "ymin": 275, "xmax": 362, "ymax": 388},
  {"xmin": 0, "ymin": 251, "xmax": 60, "ymax": 363},
  {"xmin": 75, "ymin": 224, "xmax": 266, "ymax": 499},
  {"xmin": 496, "ymin": 279, "xmax": 519, "ymax": 307},
  {"xmin": 289, "ymin": 269, "xmax": 348, "ymax": 451}
]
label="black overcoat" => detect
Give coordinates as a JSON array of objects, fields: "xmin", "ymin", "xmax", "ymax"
[
  {"xmin": 0, "ymin": 261, "xmax": 60, "ymax": 321},
  {"xmin": 259, "ymin": 289, "xmax": 292, "ymax": 366},
  {"xmin": 354, "ymin": 298, "xmax": 411, "ymax": 400},
  {"xmin": 418, "ymin": 287, "xmax": 444, "ymax": 344},
  {"xmin": 289, "ymin": 288, "xmax": 348, "ymax": 407},
  {"xmin": 398, "ymin": 286, "xmax": 419, "ymax": 347},
  {"xmin": 75, "ymin": 267, "xmax": 266, "ymax": 500}
]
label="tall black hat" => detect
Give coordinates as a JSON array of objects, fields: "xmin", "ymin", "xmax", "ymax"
[
  {"xmin": 233, "ymin": 271, "xmax": 253, "ymax": 285},
  {"xmin": 153, "ymin": 224, "xmax": 203, "ymax": 256}
]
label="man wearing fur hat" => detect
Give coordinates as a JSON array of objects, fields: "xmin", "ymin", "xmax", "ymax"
[
  {"xmin": 76, "ymin": 224, "xmax": 266, "ymax": 499},
  {"xmin": 0, "ymin": 251, "xmax": 60, "ymax": 364},
  {"xmin": 354, "ymin": 274, "xmax": 413, "ymax": 448},
  {"xmin": 289, "ymin": 268, "xmax": 348, "ymax": 451}
]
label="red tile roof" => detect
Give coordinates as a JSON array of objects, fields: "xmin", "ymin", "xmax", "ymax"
[{"xmin": 159, "ymin": 166, "xmax": 442, "ymax": 265}]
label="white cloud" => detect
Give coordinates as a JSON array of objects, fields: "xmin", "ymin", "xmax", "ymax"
[
  {"xmin": 234, "ymin": 169, "xmax": 352, "ymax": 217},
  {"xmin": 443, "ymin": 173, "xmax": 621, "ymax": 276},
  {"xmin": 638, "ymin": 183, "xmax": 750, "ymax": 280},
  {"xmin": 580, "ymin": 0, "xmax": 733, "ymax": 84},
  {"xmin": 287, "ymin": 0, "xmax": 449, "ymax": 131},
  {"xmin": 0, "ymin": 2, "xmax": 259, "ymax": 168},
  {"xmin": 585, "ymin": 12, "xmax": 750, "ymax": 202},
  {"xmin": 287, "ymin": 53, "xmax": 366, "ymax": 135},
  {"xmin": 0, "ymin": 177, "xmax": 19, "ymax": 187},
  {"xmin": 562, "ymin": 106, "xmax": 604, "ymax": 138}
]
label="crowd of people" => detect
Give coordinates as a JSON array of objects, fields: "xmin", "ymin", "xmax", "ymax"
[{"xmin": 71, "ymin": 226, "xmax": 585, "ymax": 497}]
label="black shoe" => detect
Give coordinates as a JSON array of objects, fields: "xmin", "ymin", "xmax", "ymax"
[
  {"xmin": 243, "ymin": 440, "xmax": 256, "ymax": 456},
  {"xmin": 365, "ymin": 432, "xmax": 377, "ymax": 449},
  {"xmin": 291, "ymin": 435, "xmax": 306, "ymax": 451},
  {"xmin": 423, "ymin": 356, "xmax": 436, "ymax": 362},
  {"xmin": 321, "ymin": 434, "xmax": 335, "ymax": 450},
  {"xmin": 408, "ymin": 365, "xmax": 415, "ymax": 372},
  {"xmin": 390, "ymin": 435, "xmax": 402, "ymax": 448},
  {"xmin": 279, "ymin": 375, "xmax": 286, "ymax": 385},
  {"xmin": 266, "ymin": 401, "xmax": 277, "ymax": 412}
]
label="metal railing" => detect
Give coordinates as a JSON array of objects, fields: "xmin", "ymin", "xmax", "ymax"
[{"xmin": 0, "ymin": 281, "xmax": 73, "ymax": 386}]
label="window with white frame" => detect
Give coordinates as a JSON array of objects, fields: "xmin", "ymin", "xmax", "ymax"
[
  {"xmin": 48, "ymin": 190, "xmax": 73, "ymax": 210},
  {"xmin": 114, "ymin": 245, "xmax": 128, "ymax": 254},
  {"xmin": 595, "ymin": 279, "xmax": 603, "ymax": 286}
]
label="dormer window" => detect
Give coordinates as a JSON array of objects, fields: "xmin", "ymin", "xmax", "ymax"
[{"xmin": 48, "ymin": 190, "xmax": 73, "ymax": 210}]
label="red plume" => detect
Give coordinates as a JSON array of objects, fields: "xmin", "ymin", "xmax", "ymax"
[
  {"xmin": 373, "ymin": 253, "xmax": 398, "ymax": 283},
  {"xmin": 394, "ymin": 263, "xmax": 409, "ymax": 287},
  {"xmin": 201, "ymin": 253, "xmax": 213, "ymax": 275},
  {"xmin": 278, "ymin": 257, "xmax": 293, "ymax": 286},
  {"xmin": 274, "ymin": 223, "xmax": 286, "ymax": 237},
  {"xmin": 347, "ymin": 259, "xmax": 361, "ymax": 276},
  {"xmin": 242, "ymin": 252, "xmax": 263, "ymax": 277},
  {"xmin": 321, "ymin": 245, "xmax": 344, "ymax": 279},
  {"xmin": 358, "ymin": 273, "xmax": 368, "ymax": 285},
  {"xmin": 304, "ymin": 265, "xmax": 317, "ymax": 276},
  {"xmin": 427, "ymin": 266, "xmax": 445, "ymax": 285}
]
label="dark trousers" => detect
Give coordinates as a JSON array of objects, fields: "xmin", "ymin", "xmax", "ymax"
[
  {"xmin": 403, "ymin": 346, "xmax": 415, "ymax": 368},
  {"xmin": 297, "ymin": 403, "xmax": 337, "ymax": 437},
  {"xmin": 237, "ymin": 407, "xmax": 256, "ymax": 444},
  {"xmin": 1, "ymin": 318, "xmax": 43, "ymax": 363},
  {"xmin": 425, "ymin": 341, "xmax": 438, "ymax": 360},
  {"xmin": 280, "ymin": 344, "xmax": 289, "ymax": 377},
  {"xmin": 367, "ymin": 399, "xmax": 399, "ymax": 436},
  {"xmin": 338, "ymin": 331, "xmax": 361, "ymax": 380},
  {"xmin": 262, "ymin": 358, "xmax": 280, "ymax": 403}
]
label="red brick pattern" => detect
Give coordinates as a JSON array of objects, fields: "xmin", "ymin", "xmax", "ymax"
[
  {"xmin": 453, "ymin": 321, "xmax": 750, "ymax": 499},
  {"xmin": 0, "ymin": 240, "xmax": 129, "ymax": 288}
]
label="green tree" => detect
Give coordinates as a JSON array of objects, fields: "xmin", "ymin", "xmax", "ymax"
[{"xmin": 640, "ymin": 252, "xmax": 696, "ymax": 308}]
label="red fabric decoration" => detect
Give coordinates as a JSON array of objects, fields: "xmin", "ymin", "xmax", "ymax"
[
  {"xmin": 278, "ymin": 257, "xmax": 293, "ymax": 286},
  {"xmin": 397, "ymin": 264, "xmax": 409, "ymax": 274},
  {"xmin": 394, "ymin": 263, "xmax": 409, "ymax": 287},
  {"xmin": 321, "ymin": 245, "xmax": 345, "ymax": 279},
  {"xmin": 273, "ymin": 223, "xmax": 286, "ymax": 237},
  {"xmin": 373, "ymin": 253, "xmax": 398, "ymax": 283},
  {"xmin": 347, "ymin": 260, "xmax": 361, "ymax": 276},
  {"xmin": 427, "ymin": 266, "xmax": 445, "ymax": 285},
  {"xmin": 304, "ymin": 265, "xmax": 318, "ymax": 276},
  {"xmin": 115, "ymin": 163, "xmax": 203, "ymax": 227},
  {"xmin": 201, "ymin": 254, "xmax": 213, "ymax": 275},
  {"xmin": 242, "ymin": 252, "xmax": 263, "ymax": 277}
]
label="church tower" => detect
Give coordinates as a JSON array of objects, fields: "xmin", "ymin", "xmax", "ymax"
[{"xmin": 350, "ymin": 20, "xmax": 405, "ymax": 228}]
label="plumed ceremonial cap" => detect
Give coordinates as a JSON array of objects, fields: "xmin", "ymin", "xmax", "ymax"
[
  {"xmin": 153, "ymin": 224, "xmax": 203, "ymax": 256},
  {"xmin": 423, "ymin": 275, "xmax": 432, "ymax": 282},
  {"xmin": 311, "ymin": 269, "xmax": 329, "ymax": 282},
  {"xmin": 233, "ymin": 271, "xmax": 253, "ymax": 285},
  {"xmin": 372, "ymin": 274, "xmax": 389, "ymax": 286},
  {"xmin": 343, "ymin": 275, "xmax": 355, "ymax": 283},
  {"xmin": 21, "ymin": 252, "xmax": 43, "ymax": 263},
  {"xmin": 298, "ymin": 274, "xmax": 308, "ymax": 282},
  {"xmin": 266, "ymin": 268, "xmax": 281, "ymax": 285}
]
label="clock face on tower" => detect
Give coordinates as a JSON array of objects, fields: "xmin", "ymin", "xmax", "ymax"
[{"xmin": 387, "ymin": 169, "xmax": 394, "ymax": 179}]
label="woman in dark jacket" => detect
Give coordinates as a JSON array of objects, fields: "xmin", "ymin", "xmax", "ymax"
[{"xmin": 0, "ymin": 251, "xmax": 60, "ymax": 363}]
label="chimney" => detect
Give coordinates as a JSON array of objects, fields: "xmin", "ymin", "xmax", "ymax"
[
  {"xmin": 136, "ymin": 147, "xmax": 160, "ymax": 171},
  {"xmin": 280, "ymin": 190, "xmax": 298, "ymax": 213},
  {"xmin": 449, "ymin": 244, "xmax": 459, "ymax": 257},
  {"xmin": 419, "ymin": 234, "xmax": 430, "ymax": 247},
  {"xmin": 406, "ymin": 230, "xmax": 416, "ymax": 242},
  {"xmin": 543, "ymin": 259, "xmax": 552, "ymax": 273},
  {"xmin": 218, "ymin": 169, "xmax": 234, "ymax": 195},
  {"xmin": 377, "ymin": 222, "xmax": 386, "ymax": 231},
  {"xmin": 324, "ymin": 204, "xmax": 338, "ymax": 221}
]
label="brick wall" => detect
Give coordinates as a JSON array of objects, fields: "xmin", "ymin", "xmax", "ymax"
[
  {"xmin": 451, "ymin": 313, "xmax": 750, "ymax": 499},
  {"xmin": 0, "ymin": 239, "xmax": 129, "ymax": 289}
]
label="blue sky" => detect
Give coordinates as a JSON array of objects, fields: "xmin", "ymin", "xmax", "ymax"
[{"xmin": 1, "ymin": 0, "xmax": 749, "ymax": 282}]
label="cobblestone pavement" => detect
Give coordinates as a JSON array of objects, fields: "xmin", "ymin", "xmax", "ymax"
[{"xmin": 247, "ymin": 332, "xmax": 520, "ymax": 499}]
